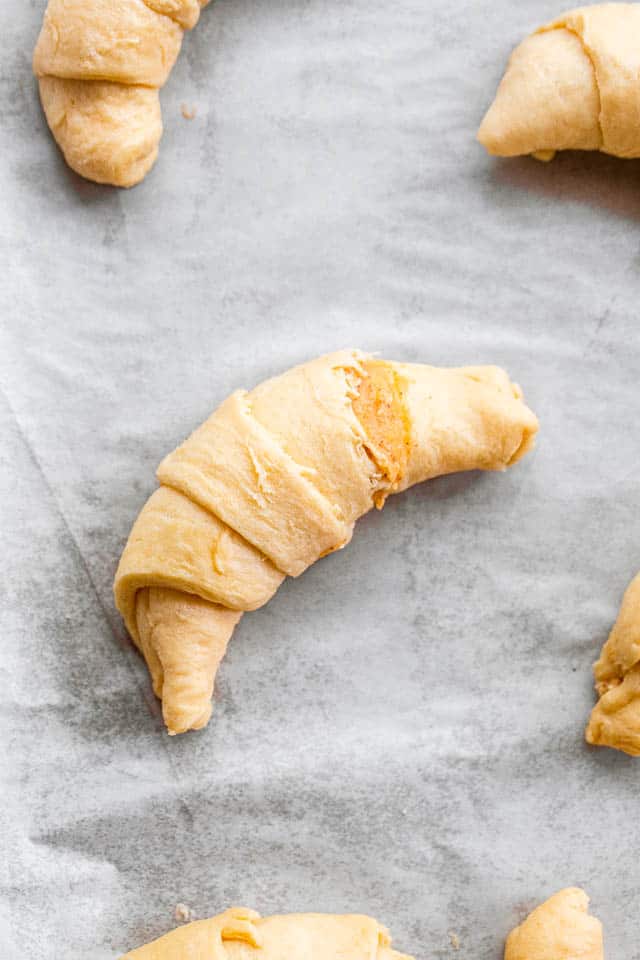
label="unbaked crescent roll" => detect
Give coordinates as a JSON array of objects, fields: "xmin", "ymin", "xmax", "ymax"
[
  {"xmin": 32, "ymin": 0, "xmax": 209, "ymax": 186},
  {"xmin": 586, "ymin": 571, "xmax": 640, "ymax": 755},
  {"xmin": 120, "ymin": 906, "xmax": 413, "ymax": 960},
  {"xmin": 478, "ymin": 4, "xmax": 640, "ymax": 161},
  {"xmin": 114, "ymin": 349, "xmax": 538, "ymax": 734},
  {"xmin": 504, "ymin": 888, "xmax": 603, "ymax": 960}
]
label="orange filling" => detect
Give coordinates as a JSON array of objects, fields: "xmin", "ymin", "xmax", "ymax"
[{"xmin": 352, "ymin": 360, "xmax": 411, "ymax": 506}]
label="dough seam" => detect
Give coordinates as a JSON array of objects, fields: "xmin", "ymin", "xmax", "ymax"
[
  {"xmin": 158, "ymin": 389, "xmax": 356, "ymax": 576},
  {"xmin": 541, "ymin": 23, "xmax": 604, "ymax": 150}
]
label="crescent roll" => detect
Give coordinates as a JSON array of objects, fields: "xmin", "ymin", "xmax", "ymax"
[
  {"xmin": 478, "ymin": 4, "xmax": 640, "ymax": 161},
  {"xmin": 505, "ymin": 888, "xmax": 603, "ymax": 960},
  {"xmin": 32, "ymin": 0, "xmax": 210, "ymax": 186},
  {"xmin": 586, "ymin": 571, "xmax": 640, "ymax": 755},
  {"xmin": 114, "ymin": 350, "xmax": 538, "ymax": 734},
  {"xmin": 120, "ymin": 907, "xmax": 413, "ymax": 960}
]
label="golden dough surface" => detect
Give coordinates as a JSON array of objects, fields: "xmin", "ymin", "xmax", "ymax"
[
  {"xmin": 478, "ymin": 4, "xmax": 640, "ymax": 160},
  {"xmin": 158, "ymin": 389, "xmax": 356, "ymax": 578},
  {"xmin": 115, "ymin": 350, "xmax": 538, "ymax": 733},
  {"xmin": 33, "ymin": 0, "xmax": 183, "ymax": 87},
  {"xmin": 504, "ymin": 888, "xmax": 603, "ymax": 960},
  {"xmin": 586, "ymin": 663, "xmax": 640, "ymax": 755},
  {"xmin": 586, "ymin": 571, "xmax": 640, "ymax": 755},
  {"xmin": 37, "ymin": 77, "xmax": 162, "ymax": 188},
  {"xmin": 120, "ymin": 907, "xmax": 413, "ymax": 960},
  {"xmin": 393, "ymin": 363, "xmax": 536, "ymax": 491},
  {"xmin": 592, "ymin": 571, "xmax": 640, "ymax": 691},
  {"xmin": 144, "ymin": 0, "xmax": 206, "ymax": 30},
  {"xmin": 32, "ymin": 0, "xmax": 209, "ymax": 185},
  {"xmin": 547, "ymin": 4, "xmax": 640, "ymax": 157},
  {"xmin": 478, "ymin": 28, "xmax": 601, "ymax": 157},
  {"xmin": 114, "ymin": 484, "xmax": 284, "ymax": 638},
  {"xmin": 135, "ymin": 587, "xmax": 241, "ymax": 734}
]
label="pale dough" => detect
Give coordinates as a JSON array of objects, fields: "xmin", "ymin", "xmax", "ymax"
[
  {"xmin": 114, "ymin": 349, "xmax": 538, "ymax": 734},
  {"xmin": 119, "ymin": 907, "xmax": 413, "ymax": 960},
  {"xmin": 478, "ymin": 4, "xmax": 640, "ymax": 160},
  {"xmin": 586, "ymin": 571, "xmax": 640, "ymax": 755},
  {"xmin": 505, "ymin": 888, "xmax": 603, "ymax": 960},
  {"xmin": 32, "ymin": 0, "xmax": 209, "ymax": 186}
]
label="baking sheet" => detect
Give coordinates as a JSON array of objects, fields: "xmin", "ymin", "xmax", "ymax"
[{"xmin": 1, "ymin": 0, "xmax": 639, "ymax": 957}]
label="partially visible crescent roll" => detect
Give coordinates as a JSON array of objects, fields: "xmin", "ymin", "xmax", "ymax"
[
  {"xmin": 120, "ymin": 906, "xmax": 413, "ymax": 960},
  {"xmin": 586, "ymin": 572, "xmax": 640, "ymax": 755},
  {"xmin": 33, "ymin": 0, "xmax": 209, "ymax": 186},
  {"xmin": 114, "ymin": 349, "xmax": 538, "ymax": 734},
  {"xmin": 478, "ymin": 4, "xmax": 640, "ymax": 161},
  {"xmin": 504, "ymin": 888, "xmax": 603, "ymax": 960}
]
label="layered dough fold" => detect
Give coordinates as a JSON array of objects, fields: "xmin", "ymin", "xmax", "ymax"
[
  {"xmin": 114, "ymin": 349, "xmax": 538, "ymax": 734},
  {"xmin": 119, "ymin": 893, "xmax": 605, "ymax": 959},
  {"xmin": 120, "ymin": 907, "xmax": 413, "ymax": 960},
  {"xmin": 478, "ymin": 4, "xmax": 640, "ymax": 161},
  {"xmin": 586, "ymin": 572, "xmax": 640, "ymax": 755},
  {"xmin": 32, "ymin": 0, "xmax": 209, "ymax": 186},
  {"xmin": 505, "ymin": 888, "xmax": 603, "ymax": 960}
]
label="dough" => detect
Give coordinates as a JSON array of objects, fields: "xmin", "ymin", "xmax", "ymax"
[
  {"xmin": 505, "ymin": 888, "xmax": 603, "ymax": 960},
  {"xmin": 119, "ymin": 906, "xmax": 413, "ymax": 960},
  {"xmin": 586, "ymin": 571, "xmax": 640, "ymax": 755},
  {"xmin": 478, "ymin": 4, "xmax": 640, "ymax": 160},
  {"xmin": 114, "ymin": 349, "xmax": 538, "ymax": 734},
  {"xmin": 32, "ymin": 0, "xmax": 209, "ymax": 186}
]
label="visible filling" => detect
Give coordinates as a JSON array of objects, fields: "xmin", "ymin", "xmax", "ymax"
[{"xmin": 352, "ymin": 360, "xmax": 411, "ymax": 507}]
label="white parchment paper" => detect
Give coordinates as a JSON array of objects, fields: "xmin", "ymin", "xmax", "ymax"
[{"xmin": 1, "ymin": 1, "xmax": 639, "ymax": 957}]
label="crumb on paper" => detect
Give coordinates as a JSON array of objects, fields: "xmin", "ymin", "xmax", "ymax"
[
  {"xmin": 181, "ymin": 104, "xmax": 197, "ymax": 120},
  {"xmin": 175, "ymin": 903, "xmax": 196, "ymax": 923},
  {"xmin": 449, "ymin": 931, "xmax": 460, "ymax": 950}
]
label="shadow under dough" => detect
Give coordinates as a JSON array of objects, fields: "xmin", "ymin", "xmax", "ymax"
[{"xmin": 490, "ymin": 150, "xmax": 640, "ymax": 223}]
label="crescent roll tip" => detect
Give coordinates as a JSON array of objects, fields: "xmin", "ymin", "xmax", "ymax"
[
  {"xmin": 479, "ymin": 4, "xmax": 640, "ymax": 161},
  {"xmin": 505, "ymin": 888, "xmax": 603, "ymax": 960}
]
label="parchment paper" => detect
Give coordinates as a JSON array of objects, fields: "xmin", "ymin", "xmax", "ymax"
[{"xmin": 1, "ymin": 1, "xmax": 639, "ymax": 957}]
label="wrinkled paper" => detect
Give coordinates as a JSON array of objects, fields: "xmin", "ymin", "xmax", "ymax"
[{"xmin": 1, "ymin": 0, "xmax": 638, "ymax": 957}]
